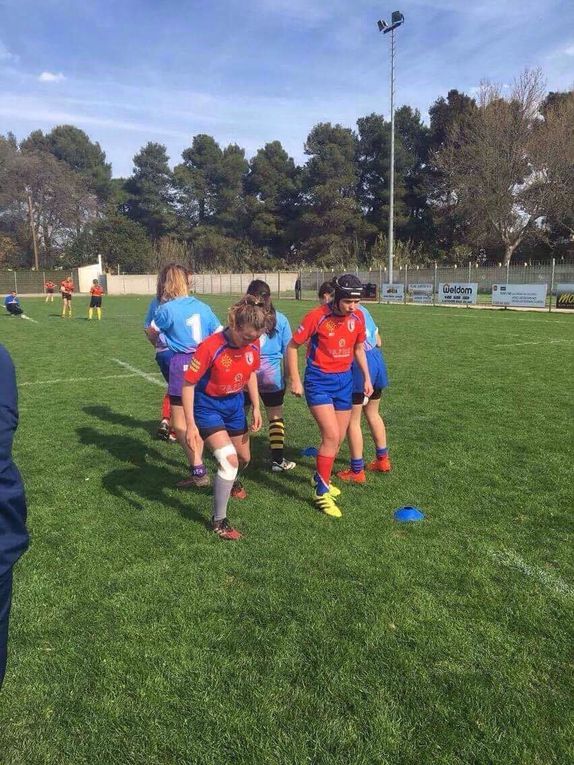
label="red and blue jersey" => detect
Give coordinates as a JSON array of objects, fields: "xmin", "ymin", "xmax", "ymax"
[
  {"xmin": 292, "ymin": 304, "xmax": 366, "ymax": 373},
  {"xmin": 184, "ymin": 330, "xmax": 260, "ymax": 397}
]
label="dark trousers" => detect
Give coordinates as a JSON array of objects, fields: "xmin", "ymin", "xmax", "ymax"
[
  {"xmin": 0, "ymin": 568, "xmax": 13, "ymax": 689},
  {"xmin": 6, "ymin": 304, "xmax": 23, "ymax": 316}
]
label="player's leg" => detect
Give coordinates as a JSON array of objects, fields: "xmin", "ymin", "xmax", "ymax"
[
  {"xmin": 266, "ymin": 394, "xmax": 296, "ymax": 472},
  {"xmin": 171, "ymin": 401, "xmax": 208, "ymax": 486},
  {"xmin": 337, "ymin": 403, "xmax": 367, "ymax": 483},
  {"xmin": 205, "ymin": 431, "xmax": 241, "ymax": 540},
  {"xmin": 364, "ymin": 395, "xmax": 391, "ymax": 472},
  {"xmin": 227, "ymin": 398, "xmax": 250, "ymax": 499},
  {"xmin": 309, "ymin": 404, "xmax": 343, "ymax": 516},
  {"xmin": 88, "ymin": 300, "xmax": 93, "ymax": 320}
]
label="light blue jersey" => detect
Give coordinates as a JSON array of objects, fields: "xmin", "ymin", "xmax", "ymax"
[
  {"xmin": 257, "ymin": 310, "xmax": 292, "ymax": 392},
  {"xmin": 4, "ymin": 294, "xmax": 19, "ymax": 308},
  {"xmin": 358, "ymin": 304, "xmax": 379, "ymax": 351},
  {"xmin": 143, "ymin": 297, "xmax": 160, "ymax": 328},
  {"xmin": 153, "ymin": 296, "xmax": 222, "ymax": 354}
]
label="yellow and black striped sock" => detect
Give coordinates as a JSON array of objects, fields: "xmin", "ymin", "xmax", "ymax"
[{"xmin": 269, "ymin": 418, "xmax": 285, "ymax": 463}]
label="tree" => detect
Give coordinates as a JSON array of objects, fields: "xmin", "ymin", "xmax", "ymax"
[
  {"xmin": 299, "ymin": 123, "xmax": 366, "ymax": 266},
  {"xmin": 244, "ymin": 140, "xmax": 300, "ymax": 260},
  {"xmin": 124, "ymin": 143, "xmax": 176, "ymax": 241},
  {"xmin": 66, "ymin": 215, "xmax": 154, "ymax": 272},
  {"xmin": 436, "ymin": 70, "xmax": 553, "ymax": 264},
  {"xmin": 174, "ymin": 134, "xmax": 224, "ymax": 227}
]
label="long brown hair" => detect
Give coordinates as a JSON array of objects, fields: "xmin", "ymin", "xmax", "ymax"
[
  {"xmin": 228, "ymin": 295, "xmax": 267, "ymax": 334},
  {"xmin": 246, "ymin": 279, "xmax": 277, "ymax": 337},
  {"xmin": 156, "ymin": 263, "xmax": 192, "ymax": 302}
]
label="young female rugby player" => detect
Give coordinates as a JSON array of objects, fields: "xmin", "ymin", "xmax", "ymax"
[
  {"xmin": 181, "ymin": 297, "xmax": 266, "ymax": 540},
  {"xmin": 336, "ymin": 302, "xmax": 391, "ymax": 483},
  {"xmin": 286, "ymin": 274, "xmax": 372, "ymax": 517},
  {"xmin": 244, "ymin": 280, "xmax": 295, "ymax": 472},
  {"xmin": 147, "ymin": 264, "xmax": 222, "ymax": 487}
]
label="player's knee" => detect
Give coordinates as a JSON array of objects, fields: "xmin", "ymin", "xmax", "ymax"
[{"xmin": 213, "ymin": 444, "xmax": 238, "ymax": 481}]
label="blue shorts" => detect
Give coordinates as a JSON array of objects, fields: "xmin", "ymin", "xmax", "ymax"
[
  {"xmin": 352, "ymin": 348, "xmax": 389, "ymax": 395},
  {"xmin": 155, "ymin": 349, "xmax": 175, "ymax": 383},
  {"xmin": 304, "ymin": 364, "xmax": 353, "ymax": 411},
  {"xmin": 194, "ymin": 390, "xmax": 248, "ymax": 438}
]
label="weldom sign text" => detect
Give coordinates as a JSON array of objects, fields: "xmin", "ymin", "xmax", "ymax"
[
  {"xmin": 438, "ymin": 283, "xmax": 478, "ymax": 304},
  {"xmin": 556, "ymin": 284, "xmax": 574, "ymax": 310}
]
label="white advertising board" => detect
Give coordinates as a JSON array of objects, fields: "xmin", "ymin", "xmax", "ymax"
[
  {"xmin": 408, "ymin": 283, "xmax": 433, "ymax": 303},
  {"xmin": 380, "ymin": 284, "xmax": 405, "ymax": 303},
  {"xmin": 438, "ymin": 283, "xmax": 478, "ymax": 304},
  {"xmin": 491, "ymin": 283, "xmax": 547, "ymax": 308}
]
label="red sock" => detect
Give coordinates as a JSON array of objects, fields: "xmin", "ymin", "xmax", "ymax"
[
  {"xmin": 316, "ymin": 454, "xmax": 335, "ymax": 491},
  {"xmin": 161, "ymin": 393, "xmax": 171, "ymax": 420}
]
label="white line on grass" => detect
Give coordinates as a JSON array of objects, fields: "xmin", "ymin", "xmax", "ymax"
[
  {"xmin": 488, "ymin": 548, "xmax": 573, "ymax": 598},
  {"xmin": 110, "ymin": 358, "xmax": 166, "ymax": 387},
  {"xmin": 21, "ymin": 315, "xmax": 38, "ymax": 323},
  {"xmin": 20, "ymin": 373, "xmax": 156, "ymax": 386},
  {"xmin": 492, "ymin": 339, "xmax": 572, "ymax": 348}
]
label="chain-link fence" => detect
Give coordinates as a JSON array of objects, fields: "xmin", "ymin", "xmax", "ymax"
[
  {"xmin": 0, "ymin": 269, "xmax": 79, "ymax": 294},
  {"xmin": 299, "ymin": 261, "xmax": 574, "ymax": 305}
]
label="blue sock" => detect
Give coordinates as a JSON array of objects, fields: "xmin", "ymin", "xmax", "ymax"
[
  {"xmin": 376, "ymin": 447, "xmax": 388, "ymax": 459},
  {"xmin": 192, "ymin": 464, "xmax": 207, "ymax": 477},
  {"xmin": 314, "ymin": 473, "xmax": 329, "ymax": 496},
  {"xmin": 350, "ymin": 458, "xmax": 364, "ymax": 474}
]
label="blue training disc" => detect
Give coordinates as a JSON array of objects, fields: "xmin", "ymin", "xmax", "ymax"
[
  {"xmin": 301, "ymin": 446, "xmax": 319, "ymax": 457},
  {"xmin": 394, "ymin": 506, "xmax": 425, "ymax": 522}
]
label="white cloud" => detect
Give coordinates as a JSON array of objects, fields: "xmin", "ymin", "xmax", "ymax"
[
  {"xmin": 38, "ymin": 71, "xmax": 66, "ymax": 82},
  {"xmin": 563, "ymin": 44, "xmax": 574, "ymax": 56}
]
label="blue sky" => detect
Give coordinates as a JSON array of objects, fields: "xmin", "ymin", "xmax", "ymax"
[{"xmin": 1, "ymin": 0, "xmax": 573, "ymax": 177}]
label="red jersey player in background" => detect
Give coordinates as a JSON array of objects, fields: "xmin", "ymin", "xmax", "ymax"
[
  {"xmin": 44, "ymin": 280, "xmax": 55, "ymax": 303},
  {"xmin": 88, "ymin": 279, "xmax": 104, "ymax": 320},
  {"xmin": 60, "ymin": 276, "xmax": 74, "ymax": 318},
  {"xmin": 181, "ymin": 297, "xmax": 265, "ymax": 540},
  {"xmin": 286, "ymin": 274, "xmax": 372, "ymax": 518}
]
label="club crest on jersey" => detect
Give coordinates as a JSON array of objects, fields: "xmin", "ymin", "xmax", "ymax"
[
  {"xmin": 234, "ymin": 373, "xmax": 243, "ymax": 383},
  {"xmin": 339, "ymin": 339, "xmax": 346, "ymax": 347},
  {"xmin": 325, "ymin": 319, "xmax": 337, "ymax": 334},
  {"xmin": 347, "ymin": 318, "xmax": 356, "ymax": 332},
  {"xmin": 221, "ymin": 353, "xmax": 233, "ymax": 369},
  {"xmin": 246, "ymin": 351, "xmax": 254, "ymax": 366}
]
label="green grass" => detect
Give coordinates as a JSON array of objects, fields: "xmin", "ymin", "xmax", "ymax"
[{"xmin": 0, "ymin": 296, "xmax": 573, "ymax": 765}]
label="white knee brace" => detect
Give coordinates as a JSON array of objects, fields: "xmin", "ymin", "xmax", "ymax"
[{"xmin": 213, "ymin": 443, "xmax": 238, "ymax": 481}]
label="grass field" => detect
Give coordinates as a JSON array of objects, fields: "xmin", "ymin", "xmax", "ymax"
[{"xmin": 0, "ymin": 295, "xmax": 572, "ymax": 765}]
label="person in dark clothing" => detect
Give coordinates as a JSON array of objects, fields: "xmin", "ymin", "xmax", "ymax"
[
  {"xmin": 0, "ymin": 344, "xmax": 29, "ymax": 689},
  {"xmin": 294, "ymin": 277, "xmax": 302, "ymax": 301}
]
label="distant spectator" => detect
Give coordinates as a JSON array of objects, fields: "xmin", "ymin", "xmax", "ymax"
[
  {"xmin": 4, "ymin": 292, "xmax": 24, "ymax": 317},
  {"xmin": 0, "ymin": 344, "xmax": 29, "ymax": 689},
  {"xmin": 294, "ymin": 277, "xmax": 302, "ymax": 300}
]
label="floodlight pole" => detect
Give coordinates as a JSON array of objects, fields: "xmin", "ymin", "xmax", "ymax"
[
  {"xmin": 388, "ymin": 25, "xmax": 396, "ymax": 286},
  {"xmin": 378, "ymin": 11, "xmax": 404, "ymax": 286}
]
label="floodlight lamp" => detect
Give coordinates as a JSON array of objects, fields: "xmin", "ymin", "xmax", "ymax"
[
  {"xmin": 377, "ymin": 19, "xmax": 388, "ymax": 31},
  {"xmin": 391, "ymin": 11, "xmax": 404, "ymax": 25}
]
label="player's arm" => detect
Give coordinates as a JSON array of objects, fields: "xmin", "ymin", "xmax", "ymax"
[
  {"xmin": 287, "ymin": 312, "xmax": 314, "ymax": 396},
  {"xmin": 181, "ymin": 382, "xmax": 200, "ymax": 451},
  {"xmin": 354, "ymin": 344, "xmax": 373, "ymax": 398},
  {"xmin": 375, "ymin": 327, "xmax": 382, "ymax": 348},
  {"xmin": 246, "ymin": 372, "xmax": 262, "ymax": 432}
]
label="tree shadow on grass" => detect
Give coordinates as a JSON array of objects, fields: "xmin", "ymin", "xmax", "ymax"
[{"xmin": 76, "ymin": 425, "xmax": 208, "ymax": 525}]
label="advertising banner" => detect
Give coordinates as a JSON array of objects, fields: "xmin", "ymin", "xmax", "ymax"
[
  {"xmin": 491, "ymin": 283, "xmax": 547, "ymax": 308},
  {"xmin": 556, "ymin": 284, "xmax": 574, "ymax": 310},
  {"xmin": 438, "ymin": 283, "xmax": 477, "ymax": 304},
  {"xmin": 380, "ymin": 284, "xmax": 405, "ymax": 303},
  {"xmin": 408, "ymin": 283, "xmax": 433, "ymax": 304}
]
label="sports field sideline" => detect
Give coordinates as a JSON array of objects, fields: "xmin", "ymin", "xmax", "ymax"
[{"xmin": 0, "ymin": 295, "xmax": 572, "ymax": 765}]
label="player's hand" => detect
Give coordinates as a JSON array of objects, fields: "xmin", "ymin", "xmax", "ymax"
[
  {"xmin": 250, "ymin": 408, "xmax": 263, "ymax": 432},
  {"xmin": 185, "ymin": 424, "xmax": 201, "ymax": 451},
  {"xmin": 364, "ymin": 379, "xmax": 374, "ymax": 399},
  {"xmin": 290, "ymin": 379, "xmax": 304, "ymax": 397}
]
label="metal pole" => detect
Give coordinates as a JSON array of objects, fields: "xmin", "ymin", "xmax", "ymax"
[
  {"xmin": 468, "ymin": 261, "xmax": 471, "ymax": 284},
  {"xmin": 433, "ymin": 261, "xmax": 437, "ymax": 306},
  {"xmin": 404, "ymin": 263, "xmax": 408, "ymax": 304},
  {"xmin": 549, "ymin": 257, "xmax": 555, "ymax": 313},
  {"xmin": 388, "ymin": 27, "xmax": 396, "ymax": 286},
  {"xmin": 378, "ymin": 263, "xmax": 382, "ymax": 303},
  {"xmin": 506, "ymin": 261, "xmax": 510, "ymax": 285}
]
